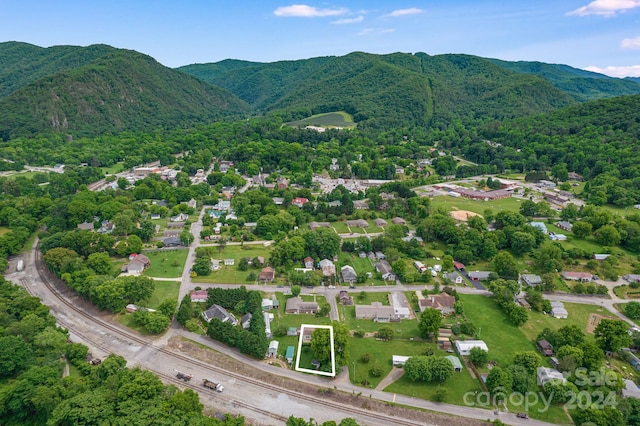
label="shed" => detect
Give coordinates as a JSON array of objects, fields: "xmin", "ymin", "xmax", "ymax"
[
  {"xmin": 445, "ymin": 355, "xmax": 463, "ymax": 372},
  {"xmin": 392, "ymin": 355, "xmax": 410, "ymax": 366},
  {"xmin": 286, "ymin": 346, "xmax": 295, "ymax": 364},
  {"xmin": 268, "ymin": 340, "xmax": 279, "ymax": 357}
]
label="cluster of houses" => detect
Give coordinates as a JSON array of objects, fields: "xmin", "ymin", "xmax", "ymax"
[
  {"xmin": 121, "ymin": 253, "xmax": 150, "ymax": 275},
  {"xmin": 354, "ymin": 293, "xmax": 412, "ymax": 322}
]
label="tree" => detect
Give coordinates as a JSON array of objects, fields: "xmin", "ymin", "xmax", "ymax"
[
  {"xmin": 418, "ymin": 308, "xmax": 442, "ymax": 340},
  {"xmin": 428, "ymin": 357, "xmax": 454, "ymax": 382},
  {"xmin": 0, "ymin": 335, "xmax": 32, "ymax": 377},
  {"xmin": 595, "ymin": 319, "xmax": 632, "ymax": 351},
  {"xmin": 311, "ymin": 329, "xmax": 332, "ymax": 365},
  {"xmin": 572, "ymin": 221, "xmax": 593, "ymax": 239},
  {"xmin": 519, "ymin": 200, "xmax": 537, "ymax": 217},
  {"xmin": 533, "ymin": 242, "xmax": 563, "ymax": 273},
  {"xmin": 192, "ymin": 255, "xmax": 211, "ymax": 276},
  {"xmin": 303, "ymin": 228, "xmax": 341, "ymax": 260},
  {"xmin": 87, "ymin": 252, "xmax": 113, "ymax": 275},
  {"xmin": 556, "ymin": 345, "xmax": 584, "ymax": 372},
  {"xmin": 512, "ymin": 351, "xmax": 541, "ymax": 374},
  {"xmin": 376, "ymin": 326, "xmax": 394, "ymax": 341},
  {"xmin": 624, "ymin": 301, "xmax": 640, "ymax": 320},
  {"xmin": 157, "ymin": 298, "xmax": 177, "ymax": 318},
  {"xmin": 176, "ymin": 294, "xmax": 193, "ymax": 326},
  {"xmin": 485, "ymin": 367, "xmax": 512, "ymax": 399},
  {"xmin": 491, "ymin": 251, "xmax": 519, "ymax": 280},
  {"xmin": 595, "ymin": 225, "xmax": 621, "ymax": 246},
  {"xmin": 507, "ymin": 303, "xmax": 529, "ymax": 326},
  {"xmin": 180, "ymin": 230, "xmax": 194, "ymax": 246},
  {"xmin": 291, "ymin": 285, "xmax": 301, "ymax": 297},
  {"xmin": 469, "ymin": 347, "xmax": 488, "ymax": 367},
  {"xmin": 506, "ymin": 364, "xmax": 532, "ymax": 394}
]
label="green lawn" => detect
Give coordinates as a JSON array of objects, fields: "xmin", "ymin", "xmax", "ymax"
[
  {"xmin": 331, "ymin": 221, "xmax": 350, "ymax": 233},
  {"xmin": 143, "ymin": 250, "xmax": 189, "ymax": 278},
  {"xmin": 148, "ymin": 280, "xmax": 181, "ymax": 308},
  {"xmin": 429, "ymin": 195, "xmax": 522, "ymax": 216},
  {"xmin": 615, "ymin": 285, "xmax": 640, "ymax": 299},
  {"xmin": 195, "ymin": 244, "xmax": 274, "ymax": 284},
  {"xmin": 337, "ymin": 252, "xmax": 386, "ymax": 286}
]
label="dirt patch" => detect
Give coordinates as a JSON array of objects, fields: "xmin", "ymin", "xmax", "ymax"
[
  {"xmin": 450, "ymin": 210, "xmax": 481, "ymax": 222},
  {"xmin": 169, "ymin": 336, "xmax": 488, "ymax": 426},
  {"xmin": 586, "ymin": 313, "xmax": 616, "ymax": 334}
]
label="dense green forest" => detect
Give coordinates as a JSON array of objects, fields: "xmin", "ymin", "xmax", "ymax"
[
  {"xmin": 0, "ymin": 44, "xmax": 249, "ymax": 139},
  {"xmin": 0, "ymin": 277, "xmax": 243, "ymax": 425}
]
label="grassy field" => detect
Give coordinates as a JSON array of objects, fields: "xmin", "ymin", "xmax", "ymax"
[
  {"xmin": 430, "ymin": 195, "xmax": 522, "ymax": 216},
  {"xmin": 195, "ymin": 244, "xmax": 274, "ymax": 284},
  {"xmin": 615, "ymin": 285, "xmax": 640, "ymax": 299},
  {"xmin": 148, "ymin": 280, "xmax": 181, "ymax": 308},
  {"xmin": 331, "ymin": 221, "xmax": 350, "ymax": 233},
  {"xmin": 285, "ymin": 111, "xmax": 356, "ymax": 128},
  {"xmin": 337, "ymin": 252, "xmax": 387, "ymax": 286},
  {"xmin": 143, "ymin": 250, "xmax": 189, "ymax": 278},
  {"xmin": 520, "ymin": 302, "xmax": 608, "ymax": 343},
  {"xmin": 384, "ymin": 367, "xmax": 482, "ymax": 405}
]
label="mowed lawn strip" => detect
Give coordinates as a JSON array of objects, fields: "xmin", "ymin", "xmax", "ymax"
[{"xmin": 148, "ymin": 280, "xmax": 180, "ymax": 308}]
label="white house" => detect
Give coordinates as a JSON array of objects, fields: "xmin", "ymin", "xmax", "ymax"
[
  {"xmin": 392, "ymin": 355, "xmax": 410, "ymax": 366},
  {"xmin": 537, "ymin": 367, "xmax": 566, "ymax": 386},
  {"xmin": 455, "ymin": 340, "xmax": 488, "ymax": 356}
]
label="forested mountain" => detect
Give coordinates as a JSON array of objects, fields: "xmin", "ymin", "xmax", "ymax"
[
  {"xmin": 180, "ymin": 51, "xmax": 576, "ymax": 129},
  {"xmin": 0, "ymin": 42, "xmax": 117, "ymax": 98},
  {"xmin": 486, "ymin": 58, "xmax": 640, "ymax": 101},
  {"xmin": 0, "ymin": 44, "xmax": 250, "ymax": 139},
  {"xmin": 448, "ymin": 94, "xmax": 640, "ymax": 206},
  {"xmin": 626, "ymin": 77, "xmax": 640, "ymax": 84}
]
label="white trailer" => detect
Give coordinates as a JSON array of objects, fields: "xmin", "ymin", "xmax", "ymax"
[{"xmin": 17, "ymin": 260, "xmax": 24, "ymax": 271}]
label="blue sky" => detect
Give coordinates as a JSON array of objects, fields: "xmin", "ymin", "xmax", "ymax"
[{"xmin": 2, "ymin": 0, "xmax": 640, "ymax": 77}]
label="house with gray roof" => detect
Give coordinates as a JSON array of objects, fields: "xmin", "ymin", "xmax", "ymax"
[
  {"xmin": 202, "ymin": 304, "xmax": 238, "ymax": 325},
  {"xmin": 341, "ymin": 265, "xmax": 357, "ymax": 283},
  {"xmin": 521, "ymin": 274, "xmax": 543, "ymax": 287},
  {"xmin": 468, "ymin": 271, "xmax": 492, "ymax": 282}
]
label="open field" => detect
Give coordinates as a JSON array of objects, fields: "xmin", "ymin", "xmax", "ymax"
[
  {"xmin": 429, "ymin": 195, "xmax": 522, "ymax": 216},
  {"xmin": 148, "ymin": 280, "xmax": 181, "ymax": 308},
  {"xmin": 615, "ymin": 285, "xmax": 640, "ymax": 299},
  {"xmin": 143, "ymin": 249, "xmax": 189, "ymax": 278},
  {"xmin": 195, "ymin": 244, "xmax": 274, "ymax": 284},
  {"xmin": 285, "ymin": 111, "xmax": 356, "ymax": 128}
]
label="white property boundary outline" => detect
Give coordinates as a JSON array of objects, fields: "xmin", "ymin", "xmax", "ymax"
[{"xmin": 295, "ymin": 324, "xmax": 336, "ymax": 377}]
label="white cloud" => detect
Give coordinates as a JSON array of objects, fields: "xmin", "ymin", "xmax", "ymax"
[
  {"xmin": 332, "ymin": 15, "xmax": 364, "ymax": 24},
  {"xmin": 385, "ymin": 8, "xmax": 424, "ymax": 17},
  {"xmin": 567, "ymin": 0, "xmax": 640, "ymax": 17},
  {"xmin": 274, "ymin": 4, "xmax": 348, "ymax": 17},
  {"xmin": 585, "ymin": 64, "xmax": 640, "ymax": 77},
  {"xmin": 622, "ymin": 36, "xmax": 640, "ymax": 48},
  {"xmin": 357, "ymin": 27, "xmax": 395, "ymax": 36}
]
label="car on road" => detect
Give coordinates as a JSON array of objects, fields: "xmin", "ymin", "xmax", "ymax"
[{"xmin": 516, "ymin": 413, "xmax": 529, "ymax": 419}]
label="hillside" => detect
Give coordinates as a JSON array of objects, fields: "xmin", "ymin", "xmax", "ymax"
[
  {"xmin": 180, "ymin": 51, "xmax": 576, "ymax": 129},
  {"xmin": 0, "ymin": 47, "xmax": 250, "ymax": 139},
  {"xmin": 486, "ymin": 58, "xmax": 640, "ymax": 101}
]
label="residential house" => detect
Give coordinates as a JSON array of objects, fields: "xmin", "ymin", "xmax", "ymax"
[
  {"xmin": 272, "ymin": 197, "xmax": 284, "ymax": 205},
  {"xmin": 376, "ymin": 260, "xmax": 396, "ymax": 281},
  {"xmin": 562, "ymin": 271, "xmax": 593, "ymax": 282},
  {"xmin": 292, "ymin": 197, "xmax": 309, "ymax": 207},
  {"xmin": 549, "ymin": 232, "xmax": 567, "ymax": 241},
  {"xmin": 414, "ymin": 261, "xmax": 427, "ymax": 274},
  {"xmin": 537, "ymin": 367, "xmax": 566, "ymax": 386},
  {"xmin": 594, "ymin": 254, "xmax": 611, "ymax": 261},
  {"xmin": 390, "ymin": 293, "xmax": 411, "ymax": 319},
  {"xmin": 556, "ymin": 221, "xmax": 573, "ymax": 232},
  {"xmin": 374, "ymin": 218, "xmax": 387, "ymax": 227},
  {"xmin": 339, "ymin": 291, "xmax": 353, "ymax": 305},
  {"xmin": 551, "ymin": 301, "xmax": 568, "ymax": 318},
  {"xmin": 537, "ymin": 339, "xmax": 554, "ymax": 356},
  {"xmin": 341, "ymin": 265, "xmax": 358, "ymax": 283},
  {"xmin": 149, "ymin": 214, "xmax": 161, "ymax": 220},
  {"xmin": 256, "ymin": 256, "xmax": 265, "ymax": 266},
  {"xmin": 625, "ymin": 274, "xmax": 640, "ymax": 283},
  {"xmin": 392, "ymin": 217, "xmax": 406, "ymax": 225},
  {"xmin": 130, "ymin": 254, "xmax": 150, "ymax": 267},
  {"xmin": 163, "ymin": 236, "xmax": 182, "ymax": 247},
  {"xmin": 210, "ymin": 259, "xmax": 221, "ymax": 271},
  {"xmin": 259, "ymin": 267, "xmax": 275, "ymax": 282},
  {"xmin": 99, "ymin": 221, "xmax": 115, "ymax": 234},
  {"xmin": 375, "ymin": 251, "xmax": 386, "ymax": 260},
  {"xmin": 262, "ymin": 298, "xmax": 274, "ymax": 310},
  {"xmin": 444, "ymin": 271, "xmax": 464, "ymax": 285},
  {"xmin": 355, "ymin": 302, "xmax": 395, "ymax": 322},
  {"xmin": 309, "ymin": 221, "xmax": 331, "ymax": 231},
  {"xmin": 521, "ymin": 274, "xmax": 543, "ymax": 287},
  {"xmin": 190, "ymin": 290, "xmax": 209, "ymax": 303},
  {"xmin": 623, "ymin": 380, "xmax": 640, "ymax": 399},
  {"xmin": 187, "ymin": 198, "xmax": 197, "ymax": 209},
  {"xmin": 264, "ymin": 312, "xmax": 274, "ymax": 338},
  {"xmin": 77, "ymin": 221, "xmax": 95, "ymax": 231},
  {"xmin": 123, "ymin": 259, "xmax": 145, "ymax": 275},
  {"xmin": 319, "ymin": 259, "xmax": 336, "ymax": 277},
  {"xmin": 468, "ymin": 271, "xmax": 492, "ymax": 282},
  {"xmin": 455, "ymin": 340, "xmax": 488, "ymax": 356},
  {"xmin": 241, "ymin": 313, "xmax": 252, "ymax": 329},
  {"xmin": 568, "ymin": 172, "xmax": 583, "ymax": 181},
  {"xmin": 530, "ymin": 222, "xmax": 548, "ymax": 234},
  {"xmin": 353, "ymin": 199, "xmax": 369, "ymax": 210},
  {"xmin": 171, "ymin": 213, "xmax": 189, "ymax": 222},
  {"xmin": 453, "ymin": 261, "xmax": 466, "ymax": 271},
  {"xmin": 285, "ymin": 297, "xmax": 319, "ymax": 314},
  {"xmin": 347, "ymin": 219, "xmax": 368, "ymax": 228},
  {"xmin": 358, "ymin": 252, "xmax": 367, "ymax": 258},
  {"xmin": 328, "ymin": 200, "xmax": 342, "ymax": 208},
  {"xmin": 202, "ymin": 304, "xmax": 238, "ymax": 325},
  {"xmin": 303, "ymin": 257, "xmax": 315, "ymax": 269},
  {"xmin": 419, "ymin": 293, "xmax": 456, "ymax": 314},
  {"xmin": 367, "ymin": 251, "xmax": 376, "ymax": 259},
  {"xmin": 392, "ymin": 355, "xmax": 410, "ymax": 366}
]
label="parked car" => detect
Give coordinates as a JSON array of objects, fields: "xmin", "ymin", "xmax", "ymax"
[{"xmin": 516, "ymin": 413, "xmax": 529, "ymax": 419}]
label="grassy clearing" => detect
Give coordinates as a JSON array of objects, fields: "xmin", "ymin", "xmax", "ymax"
[
  {"xmin": 429, "ymin": 196, "xmax": 522, "ymax": 216},
  {"xmin": 521, "ymin": 302, "xmax": 607, "ymax": 343},
  {"xmin": 331, "ymin": 222, "xmax": 350, "ymax": 233},
  {"xmin": 148, "ymin": 280, "xmax": 181, "ymax": 308},
  {"xmin": 615, "ymin": 285, "xmax": 640, "ymax": 299},
  {"xmin": 143, "ymin": 250, "xmax": 189, "ymax": 278},
  {"xmin": 337, "ymin": 252, "xmax": 386, "ymax": 286},
  {"xmin": 285, "ymin": 111, "xmax": 355, "ymax": 128},
  {"xmin": 196, "ymin": 244, "xmax": 274, "ymax": 284}
]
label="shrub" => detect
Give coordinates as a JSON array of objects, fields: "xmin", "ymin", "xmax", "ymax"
[
  {"xmin": 360, "ymin": 353, "xmax": 372, "ymax": 363},
  {"xmin": 353, "ymin": 330, "xmax": 365, "ymax": 338},
  {"xmin": 369, "ymin": 363, "xmax": 383, "ymax": 377}
]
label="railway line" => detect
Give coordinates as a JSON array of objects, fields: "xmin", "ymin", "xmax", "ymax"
[{"xmin": 31, "ymin": 247, "xmax": 432, "ymax": 426}]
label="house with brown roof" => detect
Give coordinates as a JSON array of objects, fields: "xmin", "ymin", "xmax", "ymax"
[
  {"xmin": 537, "ymin": 339, "xmax": 554, "ymax": 356},
  {"xmin": 347, "ymin": 219, "xmax": 368, "ymax": 228},
  {"xmin": 259, "ymin": 267, "xmax": 275, "ymax": 282},
  {"xmin": 339, "ymin": 291, "xmax": 353, "ymax": 305},
  {"xmin": 373, "ymin": 218, "xmax": 387, "ymax": 227},
  {"xmin": 309, "ymin": 221, "xmax": 330, "ymax": 231},
  {"xmin": 419, "ymin": 293, "xmax": 456, "ymax": 314},
  {"xmin": 303, "ymin": 257, "xmax": 315, "ymax": 269},
  {"xmin": 376, "ymin": 260, "xmax": 396, "ymax": 281},
  {"xmin": 285, "ymin": 297, "xmax": 319, "ymax": 314},
  {"xmin": 319, "ymin": 259, "xmax": 336, "ymax": 277},
  {"xmin": 392, "ymin": 217, "xmax": 406, "ymax": 225}
]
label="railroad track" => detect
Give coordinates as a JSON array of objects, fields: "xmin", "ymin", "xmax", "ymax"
[{"xmin": 32, "ymin": 248, "xmax": 432, "ymax": 426}]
